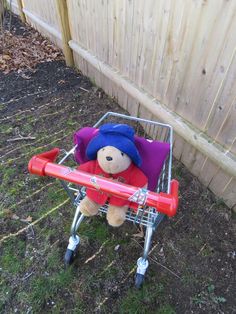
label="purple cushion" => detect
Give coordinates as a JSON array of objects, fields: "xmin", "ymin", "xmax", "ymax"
[{"xmin": 74, "ymin": 127, "xmax": 170, "ymax": 191}]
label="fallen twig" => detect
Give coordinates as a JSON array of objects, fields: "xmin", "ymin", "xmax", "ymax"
[
  {"xmin": 22, "ymin": 271, "xmax": 34, "ymax": 281},
  {"xmin": 79, "ymin": 86, "xmax": 89, "ymax": 93},
  {"xmin": 132, "ymin": 225, "xmax": 144, "ymax": 238},
  {"xmin": 0, "ymin": 199, "xmax": 69, "ymax": 244},
  {"xmin": 7, "ymin": 136, "xmax": 36, "ymax": 142},
  {"xmin": 174, "ymin": 215, "xmax": 184, "ymax": 226},
  {"xmin": 131, "ymin": 238, "xmax": 181, "ymax": 280},
  {"xmin": 198, "ymin": 243, "xmax": 207, "ymax": 255}
]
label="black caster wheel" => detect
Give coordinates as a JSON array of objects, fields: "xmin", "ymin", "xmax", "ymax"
[
  {"xmin": 64, "ymin": 249, "xmax": 75, "ymax": 267},
  {"xmin": 135, "ymin": 273, "xmax": 145, "ymax": 289}
]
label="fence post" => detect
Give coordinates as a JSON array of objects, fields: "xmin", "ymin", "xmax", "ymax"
[
  {"xmin": 16, "ymin": 0, "xmax": 26, "ymax": 23},
  {"xmin": 56, "ymin": 0, "xmax": 74, "ymax": 67}
]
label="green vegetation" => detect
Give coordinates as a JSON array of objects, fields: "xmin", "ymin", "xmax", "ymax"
[
  {"xmin": 29, "ymin": 268, "xmax": 75, "ymax": 311},
  {"xmin": 79, "ymin": 216, "xmax": 109, "ymax": 242},
  {"xmin": 192, "ymin": 284, "xmax": 226, "ymax": 307},
  {"xmin": 1, "ymin": 239, "xmax": 26, "ymax": 274},
  {"xmin": 156, "ymin": 304, "xmax": 176, "ymax": 314},
  {"xmin": 119, "ymin": 283, "xmax": 173, "ymax": 314}
]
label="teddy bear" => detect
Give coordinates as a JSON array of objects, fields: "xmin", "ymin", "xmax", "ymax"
[{"xmin": 78, "ymin": 123, "xmax": 148, "ymax": 227}]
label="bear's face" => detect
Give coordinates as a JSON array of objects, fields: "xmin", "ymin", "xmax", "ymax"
[{"xmin": 97, "ymin": 146, "xmax": 131, "ymax": 174}]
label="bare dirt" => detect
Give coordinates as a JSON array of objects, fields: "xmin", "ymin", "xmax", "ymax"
[{"xmin": 0, "ymin": 13, "xmax": 235, "ymax": 314}]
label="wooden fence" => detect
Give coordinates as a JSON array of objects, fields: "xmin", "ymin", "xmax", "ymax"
[{"xmin": 7, "ymin": 0, "xmax": 236, "ymax": 210}]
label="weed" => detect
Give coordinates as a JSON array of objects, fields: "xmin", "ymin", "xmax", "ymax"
[
  {"xmin": 192, "ymin": 284, "xmax": 226, "ymax": 308},
  {"xmin": 201, "ymin": 244, "xmax": 214, "ymax": 257},
  {"xmin": 215, "ymin": 198, "xmax": 226, "ymax": 207},
  {"xmin": 171, "ymin": 164, "xmax": 183, "ymax": 181},
  {"xmin": 0, "ymin": 124, "xmax": 13, "ymax": 134}
]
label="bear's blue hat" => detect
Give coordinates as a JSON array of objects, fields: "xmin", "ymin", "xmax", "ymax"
[{"xmin": 86, "ymin": 123, "xmax": 142, "ymax": 166}]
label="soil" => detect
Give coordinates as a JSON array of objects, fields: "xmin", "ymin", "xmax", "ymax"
[{"xmin": 0, "ymin": 13, "xmax": 235, "ymax": 314}]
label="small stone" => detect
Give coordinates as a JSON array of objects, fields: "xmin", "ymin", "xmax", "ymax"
[{"xmin": 114, "ymin": 244, "xmax": 120, "ymax": 251}]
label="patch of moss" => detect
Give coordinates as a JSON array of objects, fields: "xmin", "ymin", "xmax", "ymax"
[
  {"xmin": 119, "ymin": 282, "xmax": 167, "ymax": 314},
  {"xmin": 1, "ymin": 239, "xmax": 26, "ymax": 274},
  {"xmin": 29, "ymin": 268, "xmax": 75, "ymax": 311},
  {"xmin": 156, "ymin": 304, "xmax": 176, "ymax": 314},
  {"xmin": 0, "ymin": 280, "xmax": 13, "ymax": 312},
  {"xmin": 79, "ymin": 216, "xmax": 109, "ymax": 243}
]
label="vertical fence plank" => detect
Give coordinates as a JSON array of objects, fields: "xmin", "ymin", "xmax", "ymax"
[
  {"xmin": 181, "ymin": 144, "xmax": 207, "ymax": 178},
  {"xmin": 172, "ymin": 134, "xmax": 185, "ymax": 160},
  {"xmin": 205, "ymin": 50, "xmax": 236, "ymax": 142},
  {"xmin": 56, "ymin": 0, "xmax": 74, "ymax": 67},
  {"xmin": 220, "ymin": 178, "xmax": 236, "ymax": 208},
  {"xmin": 209, "ymin": 169, "xmax": 232, "ymax": 197},
  {"xmin": 16, "ymin": 0, "xmax": 26, "ymax": 23},
  {"xmin": 214, "ymin": 96, "xmax": 236, "ymax": 150},
  {"xmin": 198, "ymin": 158, "xmax": 219, "ymax": 187}
]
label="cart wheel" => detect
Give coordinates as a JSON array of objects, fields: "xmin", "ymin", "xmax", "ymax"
[
  {"xmin": 135, "ymin": 273, "xmax": 145, "ymax": 289},
  {"xmin": 64, "ymin": 249, "xmax": 75, "ymax": 267},
  {"xmin": 64, "ymin": 235, "xmax": 80, "ymax": 267}
]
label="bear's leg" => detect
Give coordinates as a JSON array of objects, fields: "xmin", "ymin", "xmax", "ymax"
[
  {"xmin": 106, "ymin": 205, "xmax": 128, "ymax": 227},
  {"xmin": 80, "ymin": 196, "xmax": 100, "ymax": 216}
]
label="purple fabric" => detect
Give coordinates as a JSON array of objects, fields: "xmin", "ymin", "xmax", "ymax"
[
  {"xmin": 73, "ymin": 127, "xmax": 170, "ymax": 191},
  {"xmin": 73, "ymin": 127, "xmax": 98, "ymax": 163}
]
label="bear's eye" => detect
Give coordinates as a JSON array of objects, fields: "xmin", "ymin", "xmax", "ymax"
[
  {"xmin": 102, "ymin": 148, "xmax": 105, "ymax": 151},
  {"xmin": 121, "ymin": 152, "xmax": 124, "ymax": 156}
]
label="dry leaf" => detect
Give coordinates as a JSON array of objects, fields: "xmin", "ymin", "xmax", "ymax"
[
  {"xmin": 25, "ymin": 215, "xmax": 33, "ymax": 222},
  {"xmin": 0, "ymin": 23, "xmax": 63, "ymax": 74},
  {"xmin": 12, "ymin": 214, "xmax": 20, "ymax": 220},
  {"xmin": 132, "ymin": 226, "xmax": 144, "ymax": 238},
  {"xmin": 58, "ymin": 79, "xmax": 65, "ymax": 85},
  {"xmin": 3, "ymin": 54, "xmax": 11, "ymax": 60},
  {"xmin": 21, "ymin": 215, "xmax": 33, "ymax": 223},
  {"xmin": 21, "ymin": 73, "xmax": 31, "ymax": 80}
]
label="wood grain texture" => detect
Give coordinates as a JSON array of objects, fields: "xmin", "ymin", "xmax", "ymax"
[
  {"xmin": 16, "ymin": 0, "xmax": 26, "ymax": 22},
  {"xmin": 209, "ymin": 169, "xmax": 232, "ymax": 197},
  {"xmin": 198, "ymin": 158, "xmax": 219, "ymax": 187},
  {"xmin": 56, "ymin": 0, "xmax": 74, "ymax": 66},
  {"xmin": 181, "ymin": 144, "xmax": 206, "ymax": 178},
  {"xmin": 220, "ymin": 178, "xmax": 236, "ymax": 208}
]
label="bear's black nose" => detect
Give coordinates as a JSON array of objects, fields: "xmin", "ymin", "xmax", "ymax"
[{"xmin": 106, "ymin": 156, "xmax": 113, "ymax": 161}]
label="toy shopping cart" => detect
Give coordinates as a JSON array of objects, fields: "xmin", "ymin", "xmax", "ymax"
[{"xmin": 28, "ymin": 112, "xmax": 179, "ymax": 288}]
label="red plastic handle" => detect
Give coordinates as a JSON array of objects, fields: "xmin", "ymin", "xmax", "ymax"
[{"xmin": 28, "ymin": 148, "xmax": 179, "ymax": 217}]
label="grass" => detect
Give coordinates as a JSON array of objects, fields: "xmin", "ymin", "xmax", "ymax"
[
  {"xmin": 27, "ymin": 268, "xmax": 79, "ymax": 312},
  {"xmin": 0, "ymin": 238, "xmax": 27, "ymax": 274},
  {"xmin": 119, "ymin": 282, "xmax": 175, "ymax": 314},
  {"xmin": 0, "ymin": 282, "xmax": 13, "ymax": 312},
  {"xmin": 78, "ymin": 216, "xmax": 110, "ymax": 243}
]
